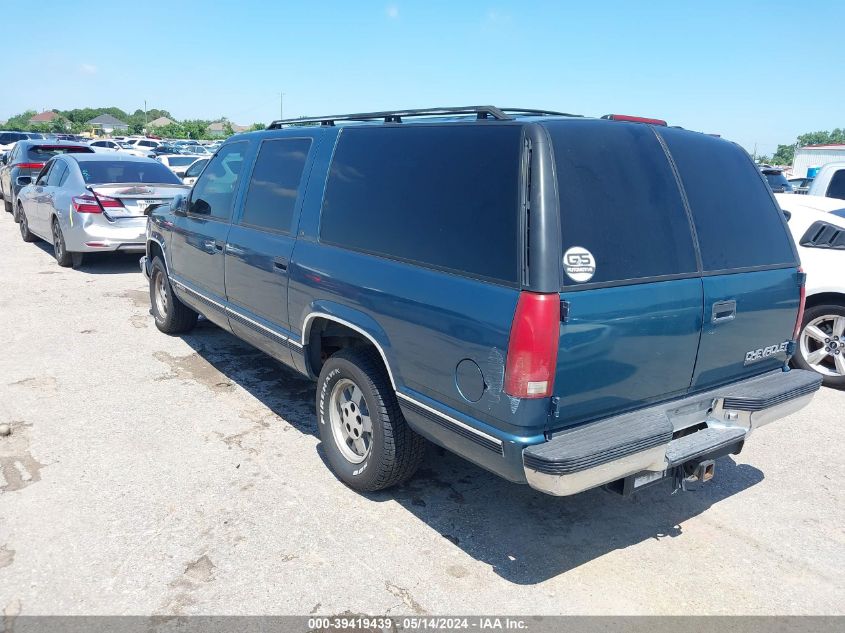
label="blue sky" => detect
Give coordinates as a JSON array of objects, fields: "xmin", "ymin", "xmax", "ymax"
[{"xmin": 2, "ymin": 0, "xmax": 842, "ymax": 155}]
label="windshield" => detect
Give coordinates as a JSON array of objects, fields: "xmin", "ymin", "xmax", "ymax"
[
  {"xmin": 763, "ymin": 171, "xmax": 793, "ymax": 193},
  {"xmin": 166, "ymin": 156, "xmax": 197, "ymax": 167},
  {"xmin": 77, "ymin": 160, "xmax": 183, "ymax": 184}
]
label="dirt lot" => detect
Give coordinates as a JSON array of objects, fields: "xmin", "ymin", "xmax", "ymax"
[{"xmin": 0, "ymin": 217, "xmax": 843, "ymax": 616}]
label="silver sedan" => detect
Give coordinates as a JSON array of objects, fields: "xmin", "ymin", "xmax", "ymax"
[{"xmin": 15, "ymin": 153, "xmax": 189, "ymax": 267}]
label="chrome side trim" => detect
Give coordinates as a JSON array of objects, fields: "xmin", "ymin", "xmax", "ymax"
[
  {"xmin": 301, "ymin": 311, "xmax": 504, "ymax": 449},
  {"xmin": 396, "ymin": 392, "xmax": 504, "ymax": 449},
  {"xmin": 169, "ymin": 277, "xmax": 303, "ymax": 348}
]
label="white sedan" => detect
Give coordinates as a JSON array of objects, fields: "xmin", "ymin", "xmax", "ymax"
[{"xmin": 777, "ymin": 193, "xmax": 845, "ymax": 387}]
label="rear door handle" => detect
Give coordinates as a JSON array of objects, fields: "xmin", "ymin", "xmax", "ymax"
[
  {"xmin": 273, "ymin": 256, "xmax": 288, "ymax": 272},
  {"xmin": 711, "ymin": 300, "xmax": 737, "ymax": 323}
]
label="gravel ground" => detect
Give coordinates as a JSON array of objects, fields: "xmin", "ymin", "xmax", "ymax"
[{"xmin": 0, "ymin": 215, "xmax": 843, "ymax": 616}]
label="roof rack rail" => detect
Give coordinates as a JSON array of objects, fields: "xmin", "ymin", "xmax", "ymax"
[
  {"xmin": 500, "ymin": 107, "xmax": 582, "ymax": 118},
  {"xmin": 267, "ymin": 105, "xmax": 570, "ymax": 129}
]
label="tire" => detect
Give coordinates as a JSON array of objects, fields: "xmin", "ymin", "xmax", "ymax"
[
  {"xmin": 51, "ymin": 218, "xmax": 75, "ymax": 267},
  {"xmin": 793, "ymin": 303, "xmax": 845, "ymax": 388},
  {"xmin": 317, "ymin": 347, "xmax": 426, "ymax": 492},
  {"xmin": 18, "ymin": 205, "xmax": 36, "ymax": 242},
  {"xmin": 150, "ymin": 256, "xmax": 198, "ymax": 334},
  {"xmin": 3, "ymin": 196, "xmax": 11, "ymax": 214}
]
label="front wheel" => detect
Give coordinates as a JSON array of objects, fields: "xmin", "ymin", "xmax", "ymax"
[
  {"xmin": 794, "ymin": 304, "xmax": 845, "ymax": 388},
  {"xmin": 150, "ymin": 256, "xmax": 198, "ymax": 334},
  {"xmin": 317, "ymin": 347, "xmax": 426, "ymax": 492}
]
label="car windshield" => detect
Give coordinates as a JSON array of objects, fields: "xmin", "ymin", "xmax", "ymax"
[
  {"xmin": 167, "ymin": 156, "xmax": 197, "ymax": 167},
  {"xmin": 28, "ymin": 145, "xmax": 94, "ymax": 160},
  {"xmin": 77, "ymin": 160, "xmax": 182, "ymax": 184},
  {"xmin": 763, "ymin": 170, "xmax": 793, "ymax": 192}
]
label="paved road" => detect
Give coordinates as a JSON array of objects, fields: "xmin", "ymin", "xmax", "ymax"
[{"xmin": 0, "ymin": 215, "xmax": 843, "ymax": 616}]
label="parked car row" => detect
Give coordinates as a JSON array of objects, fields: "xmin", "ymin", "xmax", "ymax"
[{"xmin": 1, "ymin": 106, "xmax": 834, "ymax": 505}]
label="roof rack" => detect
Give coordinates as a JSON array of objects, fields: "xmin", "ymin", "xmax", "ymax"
[{"xmin": 266, "ymin": 105, "xmax": 577, "ymax": 129}]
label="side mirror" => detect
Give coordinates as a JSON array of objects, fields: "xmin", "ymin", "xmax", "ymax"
[
  {"xmin": 16, "ymin": 176, "xmax": 32, "ymax": 187},
  {"xmin": 172, "ymin": 194, "xmax": 188, "ymax": 217}
]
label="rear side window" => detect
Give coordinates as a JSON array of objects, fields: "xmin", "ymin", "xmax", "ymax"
[
  {"xmin": 320, "ymin": 125, "xmax": 522, "ymax": 283},
  {"xmin": 46, "ymin": 161, "xmax": 67, "ymax": 186},
  {"xmin": 658, "ymin": 128, "xmax": 795, "ymax": 271},
  {"xmin": 241, "ymin": 138, "xmax": 311, "ymax": 234},
  {"xmin": 826, "ymin": 170, "xmax": 845, "ymax": 201},
  {"xmin": 546, "ymin": 120, "xmax": 697, "ymax": 285}
]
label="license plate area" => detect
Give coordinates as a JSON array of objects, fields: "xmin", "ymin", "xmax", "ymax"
[{"xmin": 604, "ymin": 469, "xmax": 670, "ymax": 496}]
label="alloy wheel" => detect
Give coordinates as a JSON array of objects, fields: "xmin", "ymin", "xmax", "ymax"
[
  {"xmin": 800, "ymin": 315, "xmax": 845, "ymax": 377},
  {"xmin": 328, "ymin": 378, "xmax": 373, "ymax": 463}
]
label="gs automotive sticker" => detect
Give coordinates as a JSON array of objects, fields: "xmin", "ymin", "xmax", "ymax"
[{"xmin": 563, "ymin": 246, "xmax": 596, "ymax": 283}]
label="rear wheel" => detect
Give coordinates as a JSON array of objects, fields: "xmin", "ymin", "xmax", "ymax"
[
  {"xmin": 52, "ymin": 218, "xmax": 76, "ymax": 267},
  {"xmin": 794, "ymin": 304, "xmax": 845, "ymax": 388},
  {"xmin": 18, "ymin": 205, "xmax": 35, "ymax": 242},
  {"xmin": 316, "ymin": 347, "xmax": 426, "ymax": 491},
  {"xmin": 150, "ymin": 256, "xmax": 198, "ymax": 334},
  {"xmin": 3, "ymin": 195, "xmax": 11, "ymax": 213}
]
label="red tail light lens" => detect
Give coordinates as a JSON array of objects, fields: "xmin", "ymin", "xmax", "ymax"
[
  {"xmin": 504, "ymin": 292, "xmax": 560, "ymax": 398},
  {"xmin": 601, "ymin": 114, "xmax": 668, "ymax": 126},
  {"xmin": 14, "ymin": 162, "xmax": 45, "ymax": 170},
  {"xmin": 793, "ymin": 267, "xmax": 806, "ymax": 341},
  {"xmin": 71, "ymin": 194, "xmax": 124, "ymax": 214}
]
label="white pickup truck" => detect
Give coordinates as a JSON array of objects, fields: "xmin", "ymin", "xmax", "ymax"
[{"xmin": 806, "ymin": 162, "xmax": 845, "ymax": 200}]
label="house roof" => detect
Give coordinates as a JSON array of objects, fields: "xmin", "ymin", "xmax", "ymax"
[
  {"xmin": 29, "ymin": 111, "xmax": 62, "ymax": 122},
  {"xmin": 208, "ymin": 120, "xmax": 248, "ymax": 132},
  {"xmin": 148, "ymin": 116, "xmax": 175, "ymax": 127},
  {"xmin": 86, "ymin": 114, "xmax": 129, "ymax": 127}
]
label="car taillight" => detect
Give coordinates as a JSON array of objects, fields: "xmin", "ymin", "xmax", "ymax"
[
  {"xmin": 14, "ymin": 162, "xmax": 45, "ymax": 170},
  {"xmin": 504, "ymin": 292, "xmax": 560, "ymax": 398},
  {"xmin": 71, "ymin": 193, "xmax": 124, "ymax": 214},
  {"xmin": 794, "ymin": 267, "xmax": 807, "ymax": 341},
  {"xmin": 601, "ymin": 114, "xmax": 668, "ymax": 126}
]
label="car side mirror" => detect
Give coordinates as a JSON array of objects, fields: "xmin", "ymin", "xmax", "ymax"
[
  {"xmin": 16, "ymin": 176, "xmax": 32, "ymax": 187},
  {"xmin": 172, "ymin": 194, "xmax": 188, "ymax": 217}
]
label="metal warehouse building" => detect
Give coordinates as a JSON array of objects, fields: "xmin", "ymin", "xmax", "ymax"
[{"xmin": 792, "ymin": 144, "xmax": 845, "ymax": 178}]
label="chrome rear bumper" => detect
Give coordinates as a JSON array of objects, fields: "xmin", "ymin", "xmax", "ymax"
[
  {"xmin": 523, "ymin": 369, "xmax": 822, "ymax": 496},
  {"xmin": 139, "ymin": 255, "xmax": 149, "ymax": 280}
]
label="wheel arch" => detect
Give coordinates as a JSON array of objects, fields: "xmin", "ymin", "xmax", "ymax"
[{"xmin": 805, "ymin": 291, "xmax": 845, "ymax": 311}]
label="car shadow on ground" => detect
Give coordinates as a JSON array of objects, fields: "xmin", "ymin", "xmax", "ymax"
[
  {"xmin": 30, "ymin": 241, "xmax": 143, "ymax": 275},
  {"xmin": 179, "ymin": 323, "xmax": 764, "ymax": 585}
]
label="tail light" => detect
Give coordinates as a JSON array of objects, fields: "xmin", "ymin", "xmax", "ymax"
[
  {"xmin": 793, "ymin": 267, "xmax": 807, "ymax": 341},
  {"xmin": 71, "ymin": 193, "xmax": 124, "ymax": 214},
  {"xmin": 504, "ymin": 292, "xmax": 560, "ymax": 398},
  {"xmin": 13, "ymin": 162, "xmax": 45, "ymax": 170},
  {"xmin": 601, "ymin": 114, "xmax": 668, "ymax": 126}
]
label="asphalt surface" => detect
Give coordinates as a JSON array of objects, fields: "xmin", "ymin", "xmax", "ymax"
[{"xmin": 0, "ymin": 214, "xmax": 843, "ymax": 616}]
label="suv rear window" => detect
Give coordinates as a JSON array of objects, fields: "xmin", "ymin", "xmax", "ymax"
[
  {"xmin": 320, "ymin": 125, "xmax": 522, "ymax": 283},
  {"xmin": 77, "ymin": 160, "xmax": 182, "ymax": 184},
  {"xmin": 658, "ymin": 128, "xmax": 795, "ymax": 271},
  {"xmin": 762, "ymin": 169, "xmax": 792, "ymax": 193},
  {"xmin": 28, "ymin": 145, "xmax": 93, "ymax": 161},
  {"xmin": 546, "ymin": 120, "xmax": 697, "ymax": 285}
]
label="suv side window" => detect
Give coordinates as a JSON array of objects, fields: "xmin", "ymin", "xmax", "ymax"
[
  {"xmin": 47, "ymin": 161, "xmax": 67, "ymax": 186},
  {"xmin": 546, "ymin": 120, "xmax": 697, "ymax": 285},
  {"xmin": 189, "ymin": 141, "xmax": 248, "ymax": 220},
  {"xmin": 240, "ymin": 138, "xmax": 312, "ymax": 234},
  {"xmin": 320, "ymin": 125, "xmax": 522, "ymax": 283},
  {"xmin": 826, "ymin": 169, "xmax": 845, "ymax": 201},
  {"xmin": 658, "ymin": 127, "xmax": 795, "ymax": 271}
]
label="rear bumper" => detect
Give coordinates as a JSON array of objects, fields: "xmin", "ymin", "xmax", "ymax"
[
  {"xmin": 140, "ymin": 255, "xmax": 150, "ymax": 279},
  {"xmin": 62, "ymin": 216, "xmax": 147, "ymax": 253},
  {"xmin": 523, "ymin": 369, "xmax": 822, "ymax": 496}
]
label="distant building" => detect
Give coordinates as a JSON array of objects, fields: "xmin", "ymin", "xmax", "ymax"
[
  {"xmin": 207, "ymin": 120, "xmax": 249, "ymax": 137},
  {"xmin": 148, "ymin": 116, "xmax": 176, "ymax": 128},
  {"xmin": 86, "ymin": 114, "xmax": 130, "ymax": 135},
  {"xmin": 792, "ymin": 144, "xmax": 845, "ymax": 179},
  {"xmin": 29, "ymin": 111, "xmax": 63, "ymax": 124}
]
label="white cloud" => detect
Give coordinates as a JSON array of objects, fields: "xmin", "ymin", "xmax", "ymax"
[
  {"xmin": 80, "ymin": 63, "xmax": 98, "ymax": 75},
  {"xmin": 386, "ymin": 4, "xmax": 399, "ymax": 19}
]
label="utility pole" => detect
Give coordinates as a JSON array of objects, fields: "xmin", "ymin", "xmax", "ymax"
[
  {"xmin": 280, "ymin": 92, "xmax": 285, "ymax": 120},
  {"xmin": 144, "ymin": 100, "xmax": 148, "ymax": 133}
]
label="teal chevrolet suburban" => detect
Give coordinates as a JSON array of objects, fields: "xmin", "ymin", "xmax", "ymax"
[{"xmin": 142, "ymin": 106, "xmax": 822, "ymax": 498}]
